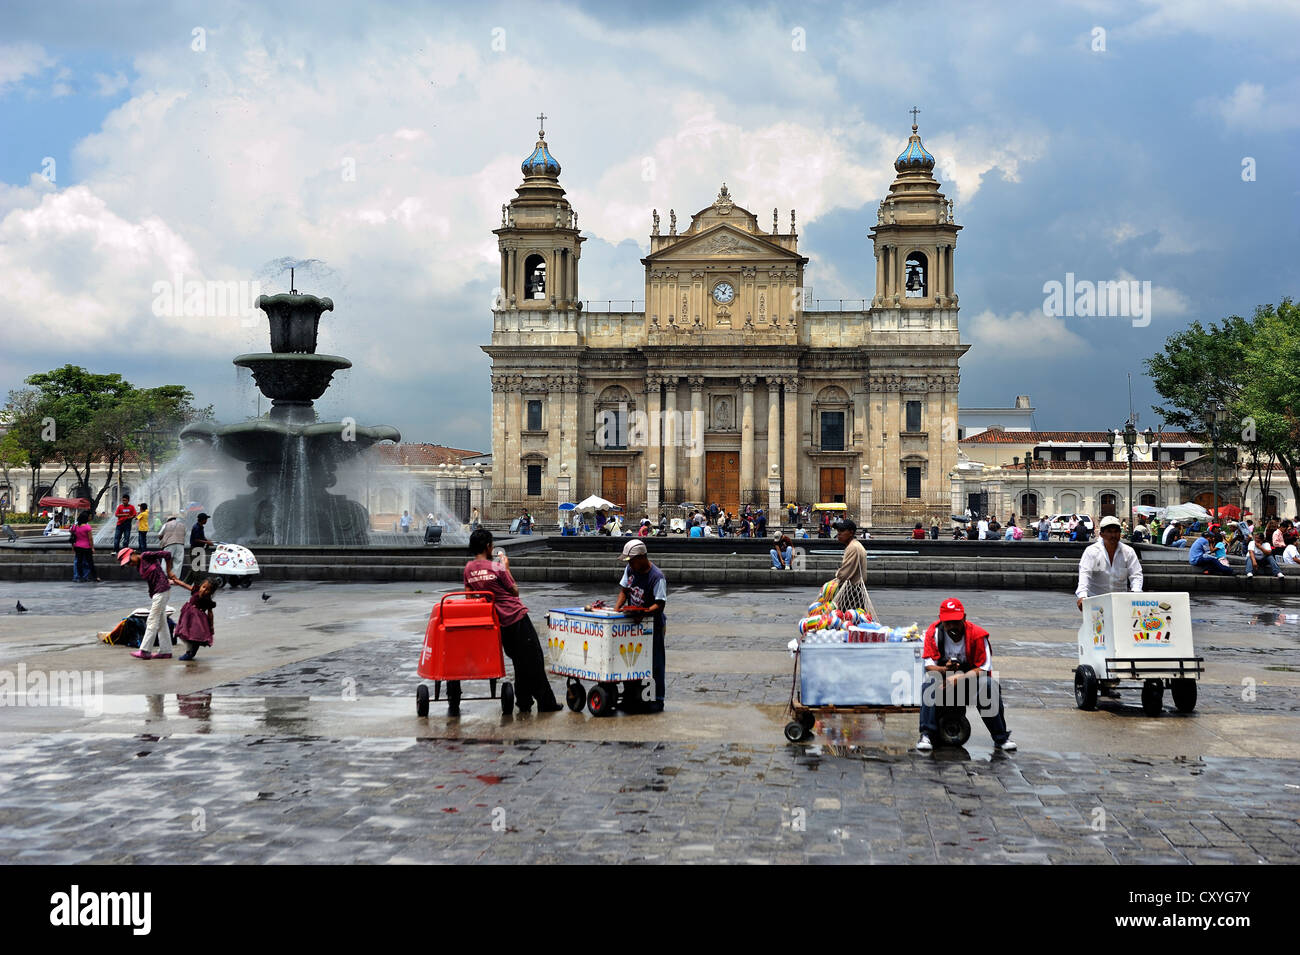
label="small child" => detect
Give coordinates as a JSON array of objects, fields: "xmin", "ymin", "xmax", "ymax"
[{"xmin": 171, "ymin": 577, "xmax": 216, "ymax": 660}]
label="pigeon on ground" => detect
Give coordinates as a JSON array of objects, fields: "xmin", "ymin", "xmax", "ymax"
[
  {"xmin": 16, "ymin": 600, "xmax": 28, "ymax": 613},
  {"xmin": 261, "ymin": 592, "xmax": 271, "ymax": 601}
]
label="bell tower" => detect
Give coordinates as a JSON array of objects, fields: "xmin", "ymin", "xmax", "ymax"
[
  {"xmin": 869, "ymin": 113, "xmax": 960, "ymax": 309},
  {"xmin": 494, "ymin": 114, "xmax": 583, "ymax": 310}
]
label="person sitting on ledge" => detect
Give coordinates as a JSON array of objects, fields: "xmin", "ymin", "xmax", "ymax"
[
  {"xmin": 770, "ymin": 534, "xmax": 794, "ymax": 570},
  {"xmin": 1189, "ymin": 530, "xmax": 1235, "ymax": 576}
]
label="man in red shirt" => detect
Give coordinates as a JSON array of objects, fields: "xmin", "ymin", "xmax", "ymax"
[
  {"xmin": 462, "ymin": 528, "xmax": 561, "ymax": 716},
  {"xmin": 113, "ymin": 493, "xmax": 137, "ymax": 551},
  {"xmin": 916, "ymin": 597, "xmax": 1017, "ymax": 752}
]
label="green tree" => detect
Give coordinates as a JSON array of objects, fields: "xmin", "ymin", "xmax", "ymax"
[
  {"xmin": 0, "ymin": 430, "xmax": 27, "ymax": 521},
  {"xmin": 1239, "ymin": 299, "xmax": 1300, "ymax": 510},
  {"xmin": 3, "ymin": 366, "xmax": 207, "ymax": 514}
]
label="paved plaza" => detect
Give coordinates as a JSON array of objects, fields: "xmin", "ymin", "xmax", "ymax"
[{"xmin": 2, "ymin": 578, "xmax": 1299, "ymax": 863}]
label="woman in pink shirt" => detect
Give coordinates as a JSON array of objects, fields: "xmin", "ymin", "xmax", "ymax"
[{"xmin": 70, "ymin": 512, "xmax": 100, "ymax": 582}]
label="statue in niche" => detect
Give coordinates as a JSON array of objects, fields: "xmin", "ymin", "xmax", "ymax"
[{"xmin": 715, "ymin": 398, "xmax": 732, "ymax": 429}]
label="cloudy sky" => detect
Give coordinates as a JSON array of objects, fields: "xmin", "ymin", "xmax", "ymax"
[{"xmin": 1, "ymin": 0, "xmax": 1297, "ymax": 451}]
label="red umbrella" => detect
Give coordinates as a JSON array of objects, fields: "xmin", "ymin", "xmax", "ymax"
[
  {"xmin": 38, "ymin": 496, "xmax": 93, "ymax": 511},
  {"xmin": 1215, "ymin": 504, "xmax": 1243, "ymax": 520}
]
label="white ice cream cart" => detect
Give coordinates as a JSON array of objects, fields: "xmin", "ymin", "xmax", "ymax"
[
  {"xmin": 545, "ymin": 607, "xmax": 655, "ymax": 717},
  {"xmin": 1074, "ymin": 592, "xmax": 1203, "ymax": 716}
]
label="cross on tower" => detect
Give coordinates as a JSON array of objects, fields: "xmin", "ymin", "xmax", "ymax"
[
  {"xmin": 537, "ymin": 112, "xmax": 547, "ymax": 137},
  {"xmin": 909, "ymin": 106, "xmax": 921, "ymax": 126}
]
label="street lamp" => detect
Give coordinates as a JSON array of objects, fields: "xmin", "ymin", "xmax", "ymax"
[
  {"xmin": 1204, "ymin": 401, "xmax": 1231, "ymax": 524},
  {"xmin": 1121, "ymin": 421, "xmax": 1139, "ymax": 537}
]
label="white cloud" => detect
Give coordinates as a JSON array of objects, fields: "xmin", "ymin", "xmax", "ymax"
[
  {"xmin": 1200, "ymin": 80, "xmax": 1300, "ymax": 131},
  {"xmin": 967, "ymin": 308, "xmax": 1089, "ymax": 353},
  {"xmin": 0, "ymin": 42, "xmax": 54, "ymax": 91},
  {"xmin": 93, "ymin": 71, "xmax": 129, "ymax": 97}
]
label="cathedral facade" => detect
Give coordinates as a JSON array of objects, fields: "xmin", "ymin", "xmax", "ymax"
[{"xmin": 483, "ymin": 120, "xmax": 967, "ymax": 526}]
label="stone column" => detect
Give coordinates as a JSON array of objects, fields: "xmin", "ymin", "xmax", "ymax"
[
  {"xmin": 645, "ymin": 375, "xmax": 661, "ymax": 474},
  {"xmin": 874, "ymin": 248, "xmax": 884, "ymax": 305},
  {"xmin": 646, "ymin": 465, "xmax": 660, "ymax": 521},
  {"xmin": 560, "ymin": 374, "xmax": 580, "ymax": 500},
  {"xmin": 471, "ymin": 468, "xmax": 485, "ymax": 517},
  {"xmin": 489, "ymin": 376, "xmax": 505, "ymax": 517},
  {"xmin": 783, "ymin": 375, "xmax": 799, "ymax": 504},
  {"xmin": 767, "ymin": 378, "xmax": 782, "ymax": 491},
  {"xmin": 947, "ymin": 246, "xmax": 955, "ymax": 299},
  {"xmin": 689, "ymin": 376, "xmax": 705, "ymax": 502},
  {"xmin": 507, "ymin": 249, "xmax": 517, "ymax": 300},
  {"xmin": 504, "ymin": 378, "xmax": 520, "ymax": 509},
  {"xmin": 663, "ymin": 377, "xmax": 678, "ymax": 504},
  {"xmin": 859, "ymin": 464, "xmax": 873, "ymax": 529},
  {"xmin": 556, "ymin": 467, "xmax": 571, "ymax": 514},
  {"xmin": 740, "ymin": 376, "xmax": 756, "ymax": 504},
  {"xmin": 767, "ymin": 464, "xmax": 782, "ymax": 521},
  {"xmin": 569, "ymin": 253, "xmax": 578, "ymax": 306}
]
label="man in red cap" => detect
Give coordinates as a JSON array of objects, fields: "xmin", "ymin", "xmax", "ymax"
[{"xmin": 916, "ymin": 597, "xmax": 1016, "ymax": 752}]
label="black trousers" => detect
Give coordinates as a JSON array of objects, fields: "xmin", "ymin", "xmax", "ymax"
[
  {"xmin": 500, "ymin": 615, "xmax": 557, "ymax": 708},
  {"xmin": 449, "ymin": 614, "xmax": 557, "ymax": 709}
]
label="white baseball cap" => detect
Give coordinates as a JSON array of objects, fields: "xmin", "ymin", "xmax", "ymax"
[
  {"xmin": 1099, "ymin": 515, "xmax": 1122, "ymax": 530},
  {"xmin": 621, "ymin": 539, "xmax": 648, "ymax": 561}
]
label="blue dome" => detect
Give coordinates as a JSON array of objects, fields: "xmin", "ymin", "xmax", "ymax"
[
  {"xmin": 895, "ymin": 125, "xmax": 934, "ymax": 172},
  {"xmin": 521, "ymin": 138, "xmax": 561, "ymax": 177}
]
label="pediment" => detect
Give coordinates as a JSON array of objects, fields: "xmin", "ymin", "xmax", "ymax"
[{"xmin": 645, "ymin": 223, "xmax": 802, "ymax": 261}]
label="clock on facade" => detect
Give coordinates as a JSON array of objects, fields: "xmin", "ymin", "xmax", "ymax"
[{"xmin": 712, "ymin": 281, "xmax": 736, "ymax": 305}]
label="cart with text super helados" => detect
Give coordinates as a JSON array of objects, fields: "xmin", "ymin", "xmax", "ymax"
[
  {"xmin": 785, "ymin": 578, "xmax": 942, "ymax": 743},
  {"xmin": 1074, "ymin": 592, "xmax": 1203, "ymax": 716},
  {"xmin": 545, "ymin": 607, "xmax": 654, "ymax": 717}
]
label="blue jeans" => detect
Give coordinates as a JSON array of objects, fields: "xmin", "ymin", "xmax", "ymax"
[
  {"xmin": 113, "ymin": 523, "xmax": 132, "ymax": 551},
  {"xmin": 1038, "ymin": 530, "xmax": 1049, "ymax": 541},
  {"xmin": 770, "ymin": 547, "xmax": 792, "ymax": 568},
  {"xmin": 651, "ymin": 613, "xmax": 666, "ymax": 703},
  {"xmin": 72, "ymin": 548, "xmax": 92, "ymax": 582},
  {"xmin": 1192, "ymin": 555, "xmax": 1235, "ymax": 575},
  {"xmin": 918, "ymin": 670, "xmax": 1010, "ymax": 744},
  {"xmin": 137, "ymin": 530, "xmax": 147, "ymax": 550},
  {"xmin": 1249, "ymin": 553, "xmax": 1282, "ymax": 575}
]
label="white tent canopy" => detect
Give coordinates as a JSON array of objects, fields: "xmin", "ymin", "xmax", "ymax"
[
  {"xmin": 1162, "ymin": 502, "xmax": 1211, "ymax": 522},
  {"xmin": 575, "ymin": 495, "xmax": 620, "ymax": 512}
]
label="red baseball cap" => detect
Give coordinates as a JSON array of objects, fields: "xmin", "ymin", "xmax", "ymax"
[{"xmin": 938, "ymin": 598, "xmax": 966, "ymax": 621}]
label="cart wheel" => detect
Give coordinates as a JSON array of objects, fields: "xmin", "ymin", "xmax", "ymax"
[
  {"xmin": 938, "ymin": 712, "xmax": 971, "ymax": 746},
  {"xmin": 784, "ymin": 721, "xmax": 809, "ymax": 742},
  {"xmin": 447, "ymin": 681, "xmax": 462, "ymax": 716},
  {"xmin": 587, "ymin": 684, "xmax": 612, "ymax": 717},
  {"xmin": 797, "ymin": 711, "xmax": 815, "ymax": 732},
  {"xmin": 1141, "ymin": 679, "xmax": 1163, "ymax": 716},
  {"xmin": 1171, "ymin": 678, "xmax": 1197, "ymax": 713},
  {"xmin": 209, "ymin": 575, "xmax": 227, "ymax": 591},
  {"xmin": 565, "ymin": 682, "xmax": 587, "ymax": 712},
  {"xmin": 416, "ymin": 683, "xmax": 430, "ymax": 718},
  {"xmin": 1074, "ymin": 665, "xmax": 1099, "ymax": 711},
  {"xmin": 238, "ymin": 576, "xmax": 253, "ymax": 589},
  {"xmin": 501, "ymin": 681, "xmax": 514, "ymax": 715}
]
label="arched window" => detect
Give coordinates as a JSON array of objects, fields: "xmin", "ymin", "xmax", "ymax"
[
  {"xmin": 1099, "ymin": 493, "xmax": 1117, "ymax": 517},
  {"xmin": 523, "ymin": 253, "xmax": 547, "ymax": 299},
  {"xmin": 1140, "ymin": 493, "xmax": 1157, "ymax": 508},
  {"xmin": 814, "ymin": 385, "xmax": 850, "ymax": 451},
  {"xmin": 595, "ymin": 386, "xmax": 633, "ymax": 450},
  {"xmin": 1021, "ymin": 492, "xmax": 1039, "ymax": 518},
  {"xmin": 905, "ymin": 251, "xmax": 929, "ymax": 298}
]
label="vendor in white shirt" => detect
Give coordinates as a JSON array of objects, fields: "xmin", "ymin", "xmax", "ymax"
[{"xmin": 1075, "ymin": 514, "xmax": 1144, "ymax": 611}]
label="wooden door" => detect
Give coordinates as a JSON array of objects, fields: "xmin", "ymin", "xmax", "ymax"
[
  {"xmin": 819, "ymin": 467, "xmax": 846, "ymax": 504},
  {"xmin": 705, "ymin": 451, "xmax": 739, "ymax": 513},
  {"xmin": 1100, "ymin": 493, "xmax": 1117, "ymax": 517},
  {"xmin": 602, "ymin": 467, "xmax": 627, "ymax": 510}
]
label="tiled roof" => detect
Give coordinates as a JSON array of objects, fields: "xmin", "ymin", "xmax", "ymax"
[
  {"xmin": 375, "ymin": 443, "xmax": 483, "ymax": 467},
  {"xmin": 962, "ymin": 430, "xmax": 1199, "ymax": 444},
  {"xmin": 1000, "ymin": 460, "xmax": 1180, "ymax": 471}
]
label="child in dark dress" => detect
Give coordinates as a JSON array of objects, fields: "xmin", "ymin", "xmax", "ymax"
[{"xmin": 172, "ymin": 578, "xmax": 216, "ymax": 660}]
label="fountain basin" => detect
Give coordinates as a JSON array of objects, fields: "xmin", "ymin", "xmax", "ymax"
[
  {"xmin": 180, "ymin": 419, "xmax": 400, "ymax": 464},
  {"xmin": 256, "ymin": 292, "xmax": 334, "ymax": 352},
  {"xmin": 233, "ymin": 353, "xmax": 352, "ymax": 404}
]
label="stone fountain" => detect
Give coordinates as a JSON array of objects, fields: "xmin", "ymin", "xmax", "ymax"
[{"xmin": 180, "ymin": 290, "xmax": 400, "ymax": 545}]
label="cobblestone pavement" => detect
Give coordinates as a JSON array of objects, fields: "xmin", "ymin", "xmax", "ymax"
[
  {"xmin": 0, "ymin": 733, "xmax": 1296, "ymax": 864},
  {"xmin": 2, "ymin": 580, "xmax": 1300, "ymax": 863}
]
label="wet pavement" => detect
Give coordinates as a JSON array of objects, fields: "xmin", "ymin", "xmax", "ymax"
[{"xmin": 2, "ymin": 579, "xmax": 1300, "ymax": 863}]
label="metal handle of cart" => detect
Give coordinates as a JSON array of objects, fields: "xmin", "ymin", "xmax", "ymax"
[
  {"xmin": 439, "ymin": 590, "xmax": 498, "ymax": 622},
  {"xmin": 1104, "ymin": 657, "xmax": 1204, "ymax": 679}
]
